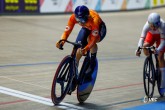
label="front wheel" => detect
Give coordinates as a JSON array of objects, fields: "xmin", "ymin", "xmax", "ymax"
[
  {"xmin": 51, "ymin": 55, "xmax": 73, "ymax": 105},
  {"xmin": 143, "ymin": 57, "xmax": 155, "ymax": 98}
]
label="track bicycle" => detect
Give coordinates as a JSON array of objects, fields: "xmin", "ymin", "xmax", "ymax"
[
  {"xmin": 51, "ymin": 39, "xmax": 98, "ymax": 105},
  {"xmin": 138, "ymin": 46, "xmax": 164, "ymax": 99}
]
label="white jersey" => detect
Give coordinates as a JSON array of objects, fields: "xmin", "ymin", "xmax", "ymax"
[{"xmin": 138, "ymin": 19, "xmax": 165, "ymax": 52}]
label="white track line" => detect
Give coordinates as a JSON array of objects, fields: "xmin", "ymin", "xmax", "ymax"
[{"xmin": 0, "ymin": 86, "xmax": 84, "ymax": 110}]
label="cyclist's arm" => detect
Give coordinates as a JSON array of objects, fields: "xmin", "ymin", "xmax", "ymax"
[
  {"xmin": 157, "ymin": 38, "xmax": 165, "ymax": 53},
  {"xmin": 61, "ymin": 14, "xmax": 77, "ymax": 40},
  {"xmin": 157, "ymin": 22, "xmax": 165, "ymax": 52},
  {"xmin": 138, "ymin": 22, "xmax": 150, "ymax": 47},
  {"xmin": 84, "ymin": 19, "xmax": 100, "ymax": 52}
]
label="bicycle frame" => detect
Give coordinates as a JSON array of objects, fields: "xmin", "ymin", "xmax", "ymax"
[
  {"xmin": 139, "ymin": 46, "xmax": 164, "ymax": 98},
  {"xmin": 59, "ymin": 40, "xmax": 82, "ymax": 91},
  {"xmin": 52, "ymin": 39, "xmax": 97, "ymax": 104},
  {"xmin": 139, "ymin": 46, "xmax": 157, "ymax": 68},
  {"xmin": 59, "ymin": 40, "xmax": 91, "ymax": 83},
  {"xmin": 140, "ymin": 46, "xmax": 159, "ymax": 78}
]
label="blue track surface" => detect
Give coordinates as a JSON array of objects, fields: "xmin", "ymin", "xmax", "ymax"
[{"xmin": 123, "ymin": 101, "xmax": 165, "ymax": 110}]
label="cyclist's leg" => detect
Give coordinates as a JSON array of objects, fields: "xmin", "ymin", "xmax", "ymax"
[
  {"xmin": 155, "ymin": 34, "xmax": 165, "ymax": 68},
  {"xmin": 85, "ymin": 22, "xmax": 106, "ymax": 81},
  {"xmin": 99, "ymin": 21, "xmax": 107, "ymax": 42},
  {"xmin": 158, "ymin": 52, "xmax": 165, "ymax": 68},
  {"xmin": 76, "ymin": 27, "xmax": 90, "ymax": 65},
  {"xmin": 76, "ymin": 49, "xmax": 82, "ymax": 66},
  {"xmin": 154, "ymin": 34, "xmax": 165, "ymax": 93},
  {"xmin": 71, "ymin": 28, "xmax": 91, "ymax": 87},
  {"xmin": 90, "ymin": 44, "xmax": 97, "ymax": 70},
  {"xmin": 84, "ymin": 46, "xmax": 97, "ymax": 81},
  {"xmin": 89, "ymin": 21, "xmax": 106, "ymax": 69},
  {"xmin": 84, "ymin": 43, "xmax": 97, "ymax": 82},
  {"xmin": 158, "ymin": 52, "xmax": 165, "ymax": 91}
]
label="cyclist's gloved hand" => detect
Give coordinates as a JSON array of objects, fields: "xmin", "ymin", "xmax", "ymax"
[
  {"xmin": 135, "ymin": 47, "xmax": 141, "ymax": 57},
  {"xmin": 56, "ymin": 40, "xmax": 65, "ymax": 49}
]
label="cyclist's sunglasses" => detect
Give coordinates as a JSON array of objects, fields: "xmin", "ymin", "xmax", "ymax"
[
  {"xmin": 75, "ymin": 15, "xmax": 88, "ymax": 24},
  {"xmin": 148, "ymin": 21, "xmax": 160, "ymax": 28}
]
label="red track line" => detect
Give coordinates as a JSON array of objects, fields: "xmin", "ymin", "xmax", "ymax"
[
  {"xmin": 0, "ymin": 82, "xmax": 143, "ymax": 105},
  {"xmin": 0, "ymin": 99, "xmax": 27, "ymax": 105},
  {"xmin": 93, "ymin": 82, "xmax": 143, "ymax": 92}
]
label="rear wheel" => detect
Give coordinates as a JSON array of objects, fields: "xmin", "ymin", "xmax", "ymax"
[
  {"xmin": 143, "ymin": 57, "xmax": 155, "ymax": 98},
  {"xmin": 77, "ymin": 57, "xmax": 90, "ymax": 103},
  {"xmin": 51, "ymin": 56, "xmax": 73, "ymax": 105},
  {"xmin": 77, "ymin": 57, "xmax": 98, "ymax": 103}
]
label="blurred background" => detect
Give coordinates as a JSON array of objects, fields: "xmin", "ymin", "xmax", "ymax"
[{"xmin": 0, "ymin": 0, "xmax": 165, "ymax": 15}]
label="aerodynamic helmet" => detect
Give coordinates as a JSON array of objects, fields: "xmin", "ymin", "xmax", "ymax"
[
  {"xmin": 148, "ymin": 12, "xmax": 161, "ymax": 28},
  {"xmin": 74, "ymin": 5, "xmax": 89, "ymax": 23}
]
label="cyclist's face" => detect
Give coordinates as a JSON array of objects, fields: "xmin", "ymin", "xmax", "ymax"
[
  {"xmin": 75, "ymin": 15, "xmax": 88, "ymax": 24},
  {"xmin": 148, "ymin": 22, "xmax": 159, "ymax": 30}
]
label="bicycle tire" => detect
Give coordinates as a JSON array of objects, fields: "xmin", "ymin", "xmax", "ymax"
[
  {"xmin": 77, "ymin": 58, "xmax": 98, "ymax": 103},
  {"xmin": 51, "ymin": 55, "xmax": 73, "ymax": 105},
  {"xmin": 157, "ymin": 69, "xmax": 164, "ymax": 97},
  {"xmin": 143, "ymin": 57, "xmax": 155, "ymax": 98},
  {"xmin": 77, "ymin": 56, "xmax": 90, "ymax": 103}
]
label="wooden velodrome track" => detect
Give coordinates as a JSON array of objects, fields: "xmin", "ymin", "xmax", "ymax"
[{"xmin": 0, "ymin": 7, "xmax": 165, "ymax": 110}]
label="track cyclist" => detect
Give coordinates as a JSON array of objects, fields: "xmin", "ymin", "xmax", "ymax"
[
  {"xmin": 136, "ymin": 12, "xmax": 165, "ymax": 94},
  {"xmin": 56, "ymin": 5, "xmax": 106, "ymax": 86}
]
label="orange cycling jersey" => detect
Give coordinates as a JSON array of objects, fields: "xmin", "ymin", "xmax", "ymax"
[{"xmin": 61, "ymin": 9, "xmax": 103, "ymax": 51}]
